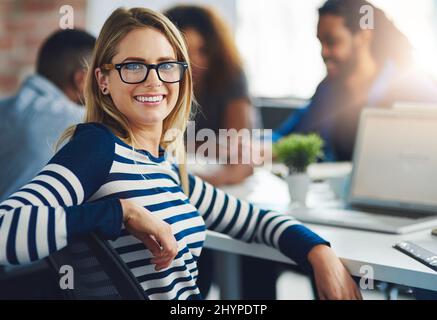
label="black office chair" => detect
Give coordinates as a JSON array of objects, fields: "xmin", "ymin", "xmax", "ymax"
[{"xmin": 47, "ymin": 233, "xmax": 146, "ymax": 300}]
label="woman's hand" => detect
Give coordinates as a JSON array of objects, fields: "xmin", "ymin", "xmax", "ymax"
[
  {"xmin": 308, "ymin": 245, "xmax": 363, "ymax": 300},
  {"xmin": 120, "ymin": 199, "xmax": 178, "ymax": 271}
]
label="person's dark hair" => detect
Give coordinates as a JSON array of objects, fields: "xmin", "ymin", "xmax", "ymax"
[
  {"xmin": 318, "ymin": 0, "xmax": 412, "ymax": 67},
  {"xmin": 164, "ymin": 5, "xmax": 243, "ymax": 93},
  {"xmin": 36, "ymin": 29, "xmax": 96, "ymax": 90}
]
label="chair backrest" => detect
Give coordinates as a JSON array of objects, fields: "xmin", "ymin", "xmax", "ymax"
[{"xmin": 47, "ymin": 233, "xmax": 146, "ymax": 300}]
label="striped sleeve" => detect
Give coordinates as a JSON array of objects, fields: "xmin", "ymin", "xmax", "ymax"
[
  {"xmin": 188, "ymin": 174, "xmax": 329, "ymax": 271},
  {"xmin": 0, "ymin": 123, "xmax": 123, "ymax": 266}
]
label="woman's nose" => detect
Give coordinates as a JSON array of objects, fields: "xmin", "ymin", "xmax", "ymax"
[{"xmin": 143, "ymin": 68, "xmax": 162, "ymax": 86}]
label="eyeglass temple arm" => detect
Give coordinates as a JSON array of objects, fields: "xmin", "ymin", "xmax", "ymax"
[{"xmin": 101, "ymin": 63, "xmax": 115, "ymax": 70}]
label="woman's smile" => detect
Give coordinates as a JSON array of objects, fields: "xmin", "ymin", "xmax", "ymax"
[{"xmin": 133, "ymin": 93, "xmax": 166, "ymax": 106}]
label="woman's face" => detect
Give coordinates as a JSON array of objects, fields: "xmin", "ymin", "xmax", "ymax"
[
  {"xmin": 97, "ymin": 28, "xmax": 180, "ymax": 129},
  {"xmin": 183, "ymin": 28, "xmax": 208, "ymax": 83}
]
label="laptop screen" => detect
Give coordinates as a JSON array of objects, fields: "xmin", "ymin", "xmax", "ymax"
[{"xmin": 349, "ymin": 109, "xmax": 437, "ymax": 212}]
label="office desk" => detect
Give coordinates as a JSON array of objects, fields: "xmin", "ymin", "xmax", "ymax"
[{"xmin": 201, "ymin": 168, "xmax": 437, "ymax": 298}]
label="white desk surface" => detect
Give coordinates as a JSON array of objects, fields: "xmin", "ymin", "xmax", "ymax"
[{"xmin": 202, "ymin": 167, "xmax": 437, "ymax": 291}]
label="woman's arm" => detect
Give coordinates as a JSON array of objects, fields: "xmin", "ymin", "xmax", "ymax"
[
  {"xmin": 188, "ymin": 173, "xmax": 325, "ymax": 266},
  {"xmin": 187, "ymin": 173, "xmax": 362, "ymax": 299},
  {"xmin": 0, "ymin": 123, "xmax": 178, "ymax": 268}
]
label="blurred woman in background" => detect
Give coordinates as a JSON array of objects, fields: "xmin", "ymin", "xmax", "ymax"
[{"xmin": 165, "ymin": 5, "xmax": 256, "ymax": 187}]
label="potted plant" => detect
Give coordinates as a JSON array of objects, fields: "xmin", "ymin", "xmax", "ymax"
[{"xmin": 273, "ymin": 133, "xmax": 324, "ymax": 204}]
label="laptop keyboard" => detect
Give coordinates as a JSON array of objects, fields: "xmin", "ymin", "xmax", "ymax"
[
  {"xmin": 348, "ymin": 206, "xmax": 434, "ymax": 220},
  {"xmin": 289, "ymin": 202, "xmax": 437, "ymax": 234}
]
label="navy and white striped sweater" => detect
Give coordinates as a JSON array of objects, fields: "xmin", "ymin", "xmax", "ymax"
[{"xmin": 0, "ymin": 123, "xmax": 328, "ymax": 300}]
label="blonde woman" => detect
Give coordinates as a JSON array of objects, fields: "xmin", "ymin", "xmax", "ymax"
[{"xmin": 0, "ymin": 8, "xmax": 361, "ymax": 300}]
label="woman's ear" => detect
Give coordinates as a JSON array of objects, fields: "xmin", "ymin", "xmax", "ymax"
[{"xmin": 95, "ymin": 67, "xmax": 110, "ymax": 95}]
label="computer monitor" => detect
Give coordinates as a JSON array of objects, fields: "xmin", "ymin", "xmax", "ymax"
[{"xmin": 348, "ymin": 108, "xmax": 437, "ymax": 214}]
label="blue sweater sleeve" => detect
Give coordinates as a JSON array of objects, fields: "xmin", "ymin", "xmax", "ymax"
[
  {"xmin": 272, "ymin": 103, "xmax": 310, "ymax": 142},
  {"xmin": 187, "ymin": 173, "xmax": 329, "ymax": 273},
  {"xmin": 0, "ymin": 123, "xmax": 122, "ymax": 266}
]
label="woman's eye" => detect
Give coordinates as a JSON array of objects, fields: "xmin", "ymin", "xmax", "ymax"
[
  {"xmin": 160, "ymin": 63, "xmax": 175, "ymax": 70},
  {"xmin": 125, "ymin": 63, "xmax": 143, "ymax": 71}
]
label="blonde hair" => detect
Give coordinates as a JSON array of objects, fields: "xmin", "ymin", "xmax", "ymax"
[{"xmin": 58, "ymin": 7, "xmax": 193, "ymax": 193}]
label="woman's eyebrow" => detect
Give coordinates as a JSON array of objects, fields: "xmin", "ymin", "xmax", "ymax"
[
  {"xmin": 122, "ymin": 57, "xmax": 146, "ymax": 62},
  {"xmin": 121, "ymin": 56, "xmax": 177, "ymax": 63},
  {"xmin": 157, "ymin": 56, "xmax": 177, "ymax": 62}
]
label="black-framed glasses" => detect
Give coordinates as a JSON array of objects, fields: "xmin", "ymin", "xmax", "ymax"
[{"xmin": 102, "ymin": 61, "xmax": 188, "ymax": 84}]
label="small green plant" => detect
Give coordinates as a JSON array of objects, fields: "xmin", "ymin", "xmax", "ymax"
[{"xmin": 273, "ymin": 133, "xmax": 324, "ymax": 173}]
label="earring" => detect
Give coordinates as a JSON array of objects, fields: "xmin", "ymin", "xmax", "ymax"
[{"xmin": 101, "ymin": 87, "xmax": 109, "ymax": 95}]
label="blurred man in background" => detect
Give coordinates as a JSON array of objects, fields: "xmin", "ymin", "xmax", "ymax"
[
  {"xmin": 262, "ymin": 0, "xmax": 437, "ymax": 300},
  {"xmin": 0, "ymin": 28, "xmax": 95, "ymax": 299},
  {"xmin": 0, "ymin": 29, "xmax": 96, "ymax": 202},
  {"xmin": 273, "ymin": 0, "xmax": 437, "ymax": 161}
]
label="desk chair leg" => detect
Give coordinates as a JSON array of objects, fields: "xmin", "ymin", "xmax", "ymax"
[{"xmin": 214, "ymin": 251, "xmax": 242, "ymax": 300}]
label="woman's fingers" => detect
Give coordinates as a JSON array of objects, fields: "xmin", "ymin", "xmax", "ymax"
[
  {"xmin": 155, "ymin": 226, "xmax": 178, "ymax": 259},
  {"xmin": 145, "ymin": 228, "xmax": 178, "ymax": 270},
  {"xmin": 345, "ymin": 277, "xmax": 363, "ymax": 300},
  {"xmin": 143, "ymin": 235, "xmax": 163, "ymax": 257},
  {"xmin": 354, "ymin": 284, "xmax": 363, "ymax": 300},
  {"xmin": 314, "ymin": 267, "xmax": 361, "ymax": 300},
  {"xmin": 122, "ymin": 200, "xmax": 179, "ymax": 271},
  {"xmin": 344, "ymin": 274, "xmax": 362, "ymax": 300},
  {"xmin": 143, "ymin": 224, "xmax": 177, "ymax": 270},
  {"xmin": 151, "ymin": 255, "xmax": 173, "ymax": 264},
  {"xmin": 142, "ymin": 235, "xmax": 172, "ymax": 270},
  {"xmin": 151, "ymin": 255, "xmax": 173, "ymax": 270},
  {"xmin": 310, "ymin": 252, "xmax": 363, "ymax": 300}
]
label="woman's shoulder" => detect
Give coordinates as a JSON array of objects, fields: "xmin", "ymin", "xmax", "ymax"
[
  {"xmin": 51, "ymin": 122, "xmax": 117, "ymax": 170},
  {"xmin": 65, "ymin": 122, "xmax": 117, "ymax": 156},
  {"xmin": 73, "ymin": 122, "xmax": 116, "ymax": 141}
]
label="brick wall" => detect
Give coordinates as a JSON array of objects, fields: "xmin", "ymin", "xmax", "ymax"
[{"xmin": 0, "ymin": 0, "xmax": 87, "ymax": 98}]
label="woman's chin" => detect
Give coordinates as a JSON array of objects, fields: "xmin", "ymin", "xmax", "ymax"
[
  {"xmin": 132, "ymin": 107, "xmax": 168, "ymax": 123},
  {"xmin": 139, "ymin": 116, "xmax": 166, "ymax": 126}
]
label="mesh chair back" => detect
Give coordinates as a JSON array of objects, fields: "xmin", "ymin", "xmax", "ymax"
[{"xmin": 47, "ymin": 233, "xmax": 146, "ymax": 300}]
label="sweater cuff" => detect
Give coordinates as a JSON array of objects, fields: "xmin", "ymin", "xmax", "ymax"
[
  {"xmin": 66, "ymin": 198, "xmax": 124, "ymax": 241},
  {"xmin": 105, "ymin": 198, "xmax": 123, "ymax": 240},
  {"xmin": 277, "ymin": 224, "xmax": 330, "ymax": 273}
]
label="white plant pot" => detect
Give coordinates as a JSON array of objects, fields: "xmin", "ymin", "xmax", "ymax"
[{"xmin": 285, "ymin": 173, "xmax": 311, "ymax": 205}]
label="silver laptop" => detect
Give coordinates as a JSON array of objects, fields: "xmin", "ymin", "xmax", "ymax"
[{"xmin": 289, "ymin": 108, "xmax": 437, "ymax": 234}]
